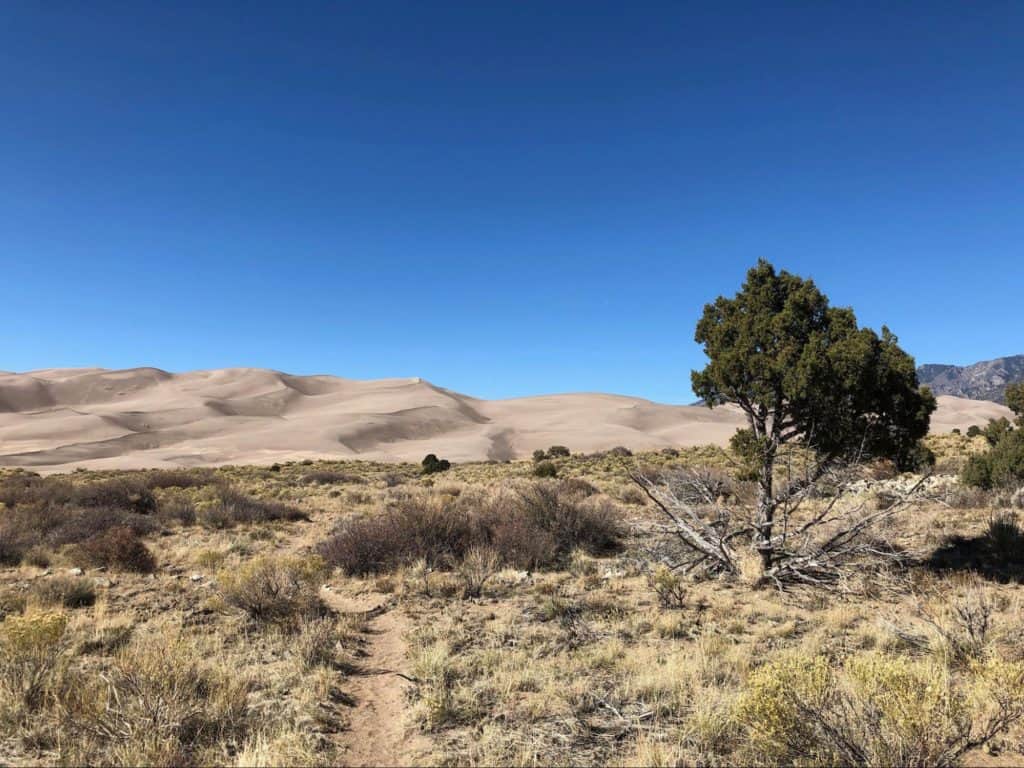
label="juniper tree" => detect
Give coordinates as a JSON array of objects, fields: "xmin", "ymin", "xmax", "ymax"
[
  {"xmin": 690, "ymin": 260, "xmax": 936, "ymax": 574},
  {"xmin": 1006, "ymin": 382, "xmax": 1024, "ymax": 426}
]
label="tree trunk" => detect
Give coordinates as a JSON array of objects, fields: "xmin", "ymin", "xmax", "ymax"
[{"xmin": 756, "ymin": 452, "xmax": 775, "ymax": 574}]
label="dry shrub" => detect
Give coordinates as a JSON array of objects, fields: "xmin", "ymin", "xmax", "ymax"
[
  {"xmin": 0, "ymin": 472, "xmax": 177, "ymax": 566},
  {"xmin": 619, "ymin": 486, "xmax": 648, "ymax": 506},
  {"xmin": 946, "ymin": 484, "xmax": 994, "ymax": 510},
  {"xmin": 559, "ymin": 476, "xmax": 599, "ymax": 498},
  {"xmin": 67, "ymin": 629, "xmax": 252, "ymax": 766},
  {"xmin": 318, "ymin": 495, "xmax": 473, "ymax": 575},
  {"xmin": 301, "ymin": 470, "xmax": 360, "ymax": 486},
  {"xmin": 455, "ymin": 547, "xmax": 501, "ymax": 599},
  {"xmin": 515, "ymin": 483, "xmax": 623, "ymax": 555},
  {"xmin": 197, "ymin": 487, "xmax": 307, "ymax": 529},
  {"xmin": 73, "ymin": 477, "xmax": 157, "ymax": 515},
  {"xmin": 23, "ymin": 546, "xmax": 52, "ymax": 568},
  {"xmin": 736, "ymin": 651, "xmax": 1024, "ymax": 767},
  {"xmin": 74, "ymin": 527, "xmax": 157, "ymax": 573},
  {"xmin": 487, "ymin": 514, "xmax": 558, "ymax": 570},
  {"xmin": 49, "ymin": 507, "xmax": 159, "ymax": 547},
  {"xmin": 30, "ymin": 577, "xmax": 97, "ymax": 609},
  {"xmin": 218, "ymin": 554, "xmax": 325, "ymax": 628},
  {"xmin": 319, "ymin": 481, "xmax": 624, "ymax": 575},
  {"xmin": 157, "ymin": 494, "xmax": 198, "ymax": 526},
  {"xmin": 0, "ymin": 528, "xmax": 29, "ymax": 567},
  {"xmin": 141, "ymin": 468, "xmax": 218, "ymax": 490}
]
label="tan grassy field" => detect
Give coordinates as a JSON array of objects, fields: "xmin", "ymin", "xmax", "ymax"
[{"xmin": 1, "ymin": 435, "xmax": 1023, "ymax": 766}]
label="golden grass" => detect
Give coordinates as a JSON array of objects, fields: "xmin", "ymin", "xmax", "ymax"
[{"xmin": 1, "ymin": 444, "xmax": 1023, "ymax": 765}]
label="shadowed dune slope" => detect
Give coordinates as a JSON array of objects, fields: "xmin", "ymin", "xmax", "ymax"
[{"xmin": 0, "ymin": 368, "xmax": 1011, "ymax": 472}]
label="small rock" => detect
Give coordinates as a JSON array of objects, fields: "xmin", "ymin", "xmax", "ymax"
[
  {"xmin": 322, "ymin": 584, "xmax": 332, "ymax": 592},
  {"xmin": 68, "ymin": 567, "xmax": 83, "ymax": 576},
  {"xmin": 94, "ymin": 578, "xmax": 111, "ymax": 588},
  {"xmin": 190, "ymin": 573, "xmax": 204, "ymax": 582}
]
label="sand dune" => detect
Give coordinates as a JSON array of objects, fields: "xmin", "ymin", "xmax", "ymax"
[{"xmin": 0, "ymin": 368, "xmax": 1012, "ymax": 472}]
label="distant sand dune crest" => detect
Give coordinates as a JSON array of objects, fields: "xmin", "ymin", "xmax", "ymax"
[{"xmin": 0, "ymin": 368, "xmax": 1011, "ymax": 472}]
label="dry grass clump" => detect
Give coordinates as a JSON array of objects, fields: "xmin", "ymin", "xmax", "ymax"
[
  {"xmin": 318, "ymin": 479, "xmax": 624, "ymax": 576},
  {"xmin": 301, "ymin": 470, "xmax": 363, "ymax": 486},
  {"xmin": 0, "ymin": 599, "xmax": 340, "ymax": 766},
  {"xmin": 29, "ymin": 576, "xmax": 97, "ymax": 609},
  {"xmin": 65, "ymin": 633, "xmax": 252, "ymax": 766},
  {"xmin": 217, "ymin": 554, "xmax": 326, "ymax": 628}
]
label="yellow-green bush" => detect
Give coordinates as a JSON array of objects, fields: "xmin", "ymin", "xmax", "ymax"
[
  {"xmin": 736, "ymin": 651, "xmax": 1024, "ymax": 766},
  {"xmin": 218, "ymin": 554, "xmax": 325, "ymax": 628},
  {"xmin": 735, "ymin": 654, "xmax": 835, "ymax": 763},
  {"xmin": 0, "ymin": 610, "xmax": 68, "ymax": 718}
]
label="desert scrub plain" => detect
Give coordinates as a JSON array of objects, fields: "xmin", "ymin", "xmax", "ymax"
[{"xmin": 0, "ymin": 435, "xmax": 1023, "ymax": 766}]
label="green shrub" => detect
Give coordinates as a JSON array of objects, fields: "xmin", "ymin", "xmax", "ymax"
[
  {"xmin": 962, "ymin": 430, "xmax": 1024, "ymax": 489},
  {"xmin": 547, "ymin": 445, "xmax": 570, "ymax": 458},
  {"xmin": 1007, "ymin": 382, "xmax": 1024, "ymax": 424},
  {"xmin": 983, "ymin": 417, "xmax": 1015, "ymax": 447},
  {"xmin": 967, "ymin": 425, "xmax": 983, "ymax": 438},
  {"xmin": 649, "ymin": 564, "xmax": 687, "ymax": 609},
  {"xmin": 421, "ymin": 454, "xmax": 452, "ymax": 475},
  {"xmin": 532, "ymin": 449, "xmax": 548, "ymax": 462},
  {"xmin": 533, "ymin": 460, "xmax": 558, "ymax": 478}
]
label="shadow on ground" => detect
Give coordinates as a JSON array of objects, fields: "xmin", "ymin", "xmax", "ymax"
[{"xmin": 925, "ymin": 516, "xmax": 1024, "ymax": 583}]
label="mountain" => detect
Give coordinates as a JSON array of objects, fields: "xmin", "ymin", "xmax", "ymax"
[
  {"xmin": 918, "ymin": 355, "xmax": 1024, "ymax": 403},
  {"xmin": 0, "ymin": 368, "xmax": 1012, "ymax": 473}
]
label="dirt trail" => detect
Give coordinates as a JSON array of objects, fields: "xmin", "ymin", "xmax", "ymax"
[
  {"xmin": 285, "ymin": 516, "xmax": 431, "ymax": 766},
  {"xmin": 320, "ymin": 588, "xmax": 431, "ymax": 767}
]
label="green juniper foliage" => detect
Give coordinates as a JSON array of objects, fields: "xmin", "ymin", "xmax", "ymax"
[
  {"xmin": 1006, "ymin": 382, "xmax": 1024, "ymax": 425},
  {"xmin": 692, "ymin": 260, "xmax": 935, "ymax": 572}
]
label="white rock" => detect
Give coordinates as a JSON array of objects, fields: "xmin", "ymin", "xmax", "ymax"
[
  {"xmin": 68, "ymin": 567, "xmax": 83, "ymax": 576},
  {"xmin": 190, "ymin": 573, "xmax": 203, "ymax": 582}
]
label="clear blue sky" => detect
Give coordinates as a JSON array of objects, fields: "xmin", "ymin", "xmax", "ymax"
[{"xmin": 2, "ymin": 2, "xmax": 1021, "ymax": 403}]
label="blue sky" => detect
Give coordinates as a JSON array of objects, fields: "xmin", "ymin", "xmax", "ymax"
[{"xmin": 2, "ymin": 2, "xmax": 1021, "ymax": 403}]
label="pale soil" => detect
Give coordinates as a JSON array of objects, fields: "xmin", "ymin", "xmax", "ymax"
[{"xmin": 319, "ymin": 590, "xmax": 431, "ymax": 767}]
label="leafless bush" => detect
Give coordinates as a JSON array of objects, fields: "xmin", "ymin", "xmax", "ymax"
[
  {"xmin": 198, "ymin": 487, "xmax": 307, "ymax": 528},
  {"xmin": 633, "ymin": 464, "xmax": 924, "ymax": 589},
  {"xmin": 141, "ymin": 468, "xmax": 219, "ymax": 490},
  {"xmin": 319, "ymin": 481, "xmax": 624, "ymax": 575}
]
